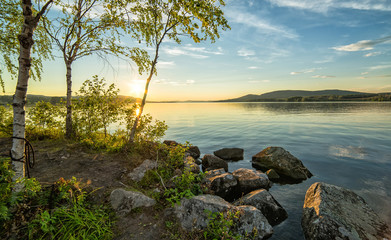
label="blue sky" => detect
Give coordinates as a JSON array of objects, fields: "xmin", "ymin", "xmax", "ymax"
[{"xmin": 5, "ymin": 0, "xmax": 391, "ymax": 101}]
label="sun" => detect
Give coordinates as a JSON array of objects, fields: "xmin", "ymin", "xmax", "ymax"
[{"xmin": 130, "ymin": 82, "xmax": 144, "ymax": 97}]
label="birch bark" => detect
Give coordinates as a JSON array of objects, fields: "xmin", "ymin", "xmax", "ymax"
[{"xmin": 11, "ymin": 0, "xmax": 52, "ymax": 191}]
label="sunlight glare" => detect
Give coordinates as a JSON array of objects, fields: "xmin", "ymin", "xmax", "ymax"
[{"xmin": 129, "ymin": 82, "xmax": 144, "ymax": 98}]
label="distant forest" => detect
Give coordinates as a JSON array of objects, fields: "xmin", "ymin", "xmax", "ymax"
[{"xmin": 0, "ymin": 95, "xmax": 138, "ymax": 106}]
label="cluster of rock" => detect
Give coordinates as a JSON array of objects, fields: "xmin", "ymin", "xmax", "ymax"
[{"xmin": 109, "ymin": 141, "xmax": 391, "ymax": 239}]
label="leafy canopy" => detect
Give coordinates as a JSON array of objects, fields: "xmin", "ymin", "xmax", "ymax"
[{"xmin": 0, "ymin": 0, "xmax": 52, "ymax": 92}]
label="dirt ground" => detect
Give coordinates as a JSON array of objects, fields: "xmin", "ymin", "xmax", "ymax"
[{"xmin": 0, "ymin": 137, "xmax": 170, "ymax": 240}]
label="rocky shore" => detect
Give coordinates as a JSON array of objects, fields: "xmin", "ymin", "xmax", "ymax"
[{"xmin": 110, "ymin": 141, "xmax": 391, "ymax": 239}]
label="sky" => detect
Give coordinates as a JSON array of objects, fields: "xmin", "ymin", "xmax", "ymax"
[{"xmin": 3, "ymin": 0, "xmax": 391, "ymax": 101}]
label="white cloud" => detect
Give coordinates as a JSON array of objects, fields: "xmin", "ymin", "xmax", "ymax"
[
  {"xmin": 364, "ymin": 52, "xmax": 381, "ymax": 57},
  {"xmin": 238, "ymin": 48, "xmax": 255, "ymax": 57},
  {"xmin": 225, "ymin": 8, "xmax": 298, "ymax": 39},
  {"xmin": 162, "ymin": 44, "xmax": 224, "ymax": 59},
  {"xmin": 267, "ymin": 0, "xmax": 391, "ymax": 13},
  {"xmin": 186, "ymin": 80, "xmax": 195, "ymax": 84},
  {"xmin": 290, "ymin": 68, "xmax": 317, "ymax": 75},
  {"xmin": 332, "ymin": 36, "xmax": 391, "ymax": 52},
  {"xmin": 157, "ymin": 61, "xmax": 175, "ymax": 68},
  {"xmin": 361, "ymin": 72, "xmax": 369, "ymax": 75},
  {"xmin": 312, "ymin": 75, "xmax": 336, "ymax": 78},
  {"xmin": 248, "ymin": 66, "xmax": 260, "ymax": 69},
  {"xmin": 369, "ymin": 64, "xmax": 391, "ymax": 70}
]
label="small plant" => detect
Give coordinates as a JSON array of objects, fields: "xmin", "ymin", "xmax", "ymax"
[{"xmin": 203, "ymin": 209, "xmax": 243, "ymax": 240}]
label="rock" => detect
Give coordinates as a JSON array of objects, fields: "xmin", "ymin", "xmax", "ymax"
[
  {"xmin": 266, "ymin": 169, "xmax": 280, "ymax": 181},
  {"xmin": 234, "ymin": 189, "xmax": 287, "ymax": 226},
  {"xmin": 236, "ymin": 205, "xmax": 274, "ymax": 239},
  {"xmin": 208, "ymin": 172, "xmax": 238, "ymax": 200},
  {"xmin": 213, "ymin": 148, "xmax": 244, "ymax": 161},
  {"xmin": 252, "ymin": 147, "xmax": 312, "ymax": 181},
  {"xmin": 204, "ymin": 168, "xmax": 226, "ymax": 178},
  {"xmin": 302, "ymin": 182, "xmax": 391, "ymax": 240},
  {"xmin": 202, "ymin": 154, "xmax": 228, "ymax": 172},
  {"xmin": 187, "ymin": 146, "xmax": 201, "ymax": 159},
  {"xmin": 163, "ymin": 140, "xmax": 179, "ymax": 146},
  {"xmin": 128, "ymin": 159, "xmax": 158, "ymax": 182},
  {"xmin": 110, "ymin": 189, "xmax": 156, "ymax": 215},
  {"xmin": 184, "ymin": 156, "xmax": 200, "ymax": 174},
  {"xmin": 173, "ymin": 194, "xmax": 273, "ymax": 239},
  {"xmin": 233, "ymin": 168, "xmax": 271, "ymax": 195}
]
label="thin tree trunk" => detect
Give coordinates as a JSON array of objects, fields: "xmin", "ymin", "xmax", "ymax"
[
  {"xmin": 65, "ymin": 61, "xmax": 73, "ymax": 138},
  {"xmin": 128, "ymin": 51, "xmax": 158, "ymax": 143},
  {"xmin": 11, "ymin": 0, "xmax": 53, "ymax": 192}
]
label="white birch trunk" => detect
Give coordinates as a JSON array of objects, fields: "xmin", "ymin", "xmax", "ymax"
[{"xmin": 11, "ymin": 0, "xmax": 52, "ymax": 192}]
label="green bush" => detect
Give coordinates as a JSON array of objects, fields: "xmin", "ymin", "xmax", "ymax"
[
  {"xmin": 26, "ymin": 101, "xmax": 64, "ymax": 140},
  {"xmin": 0, "ymin": 105, "xmax": 13, "ymax": 136},
  {"xmin": 203, "ymin": 209, "xmax": 243, "ymax": 240}
]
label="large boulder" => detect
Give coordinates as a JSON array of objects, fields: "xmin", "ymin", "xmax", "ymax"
[
  {"xmin": 214, "ymin": 148, "xmax": 244, "ymax": 161},
  {"xmin": 110, "ymin": 189, "xmax": 156, "ymax": 215},
  {"xmin": 302, "ymin": 182, "xmax": 391, "ymax": 240},
  {"xmin": 172, "ymin": 194, "xmax": 273, "ymax": 239},
  {"xmin": 233, "ymin": 168, "xmax": 271, "ymax": 195},
  {"xmin": 128, "ymin": 159, "xmax": 158, "ymax": 182},
  {"xmin": 233, "ymin": 189, "xmax": 287, "ymax": 226},
  {"xmin": 202, "ymin": 154, "xmax": 228, "ymax": 172},
  {"xmin": 252, "ymin": 147, "xmax": 312, "ymax": 181}
]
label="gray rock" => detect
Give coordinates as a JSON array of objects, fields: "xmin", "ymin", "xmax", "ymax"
[
  {"xmin": 236, "ymin": 205, "xmax": 274, "ymax": 239},
  {"xmin": 252, "ymin": 147, "xmax": 312, "ymax": 181},
  {"xmin": 214, "ymin": 148, "xmax": 244, "ymax": 161},
  {"xmin": 233, "ymin": 168, "xmax": 271, "ymax": 195},
  {"xmin": 110, "ymin": 188, "xmax": 156, "ymax": 215},
  {"xmin": 173, "ymin": 194, "xmax": 273, "ymax": 239},
  {"xmin": 234, "ymin": 189, "xmax": 287, "ymax": 226},
  {"xmin": 128, "ymin": 159, "xmax": 158, "ymax": 182},
  {"xmin": 187, "ymin": 146, "xmax": 201, "ymax": 159},
  {"xmin": 184, "ymin": 156, "xmax": 200, "ymax": 174},
  {"xmin": 266, "ymin": 169, "xmax": 280, "ymax": 181},
  {"xmin": 208, "ymin": 172, "xmax": 238, "ymax": 200},
  {"xmin": 302, "ymin": 182, "xmax": 391, "ymax": 240},
  {"xmin": 202, "ymin": 154, "xmax": 228, "ymax": 172}
]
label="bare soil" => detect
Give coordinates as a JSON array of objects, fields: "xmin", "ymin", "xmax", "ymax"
[{"xmin": 0, "ymin": 137, "xmax": 171, "ymax": 240}]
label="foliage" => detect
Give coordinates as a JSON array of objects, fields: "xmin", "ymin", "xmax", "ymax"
[
  {"xmin": 203, "ymin": 209, "xmax": 243, "ymax": 240},
  {"xmin": 0, "ymin": 165, "xmax": 114, "ymax": 240},
  {"xmin": 26, "ymin": 101, "xmax": 64, "ymax": 140},
  {"xmin": 71, "ymin": 76, "xmax": 167, "ymax": 151},
  {"xmin": 0, "ymin": 157, "xmax": 14, "ymax": 221},
  {"xmin": 0, "ymin": 105, "xmax": 13, "ymax": 136},
  {"xmin": 0, "ymin": 0, "xmax": 53, "ymax": 92},
  {"xmin": 73, "ymin": 75, "xmax": 123, "ymax": 138}
]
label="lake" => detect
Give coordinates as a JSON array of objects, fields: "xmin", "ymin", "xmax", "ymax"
[{"xmin": 144, "ymin": 102, "xmax": 391, "ymax": 239}]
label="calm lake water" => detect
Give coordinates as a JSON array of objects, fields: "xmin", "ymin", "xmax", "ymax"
[{"xmin": 144, "ymin": 102, "xmax": 391, "ymax": 240}]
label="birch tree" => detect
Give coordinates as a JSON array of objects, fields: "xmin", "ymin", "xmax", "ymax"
[
  {"xmin": 118, "ymin": 0, "xmax": 230, "ymax": 143},
  {"xmin": 44, "ymin": 0, "xmax": 149, "ymax": 138},
  {"xmin": 10, "ymin": 0, "xmax": 53, "ymax": 192}
]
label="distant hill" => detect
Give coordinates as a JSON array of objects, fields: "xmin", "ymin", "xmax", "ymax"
[{"xmin": 220, "ymin": 90, "xmax": 391, "ymax": 102}]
